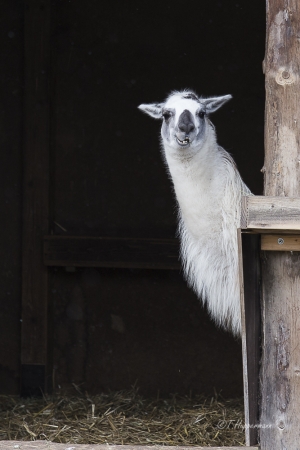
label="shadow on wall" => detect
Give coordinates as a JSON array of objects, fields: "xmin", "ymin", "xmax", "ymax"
[{"xmin": 52, "ymin": 267, "xmax": 243, "ymax": 398}]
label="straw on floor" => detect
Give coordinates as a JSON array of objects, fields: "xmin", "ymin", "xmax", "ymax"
[{"xmin": 0, "ymin": 388, "xmax": 245, "ymax": 446}]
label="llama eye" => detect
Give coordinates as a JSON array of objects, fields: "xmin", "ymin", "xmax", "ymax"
[
  {"xmin": 163, "ymin": 111, "xmax": 172, "ymax": 120},
  {"xmin": 198, "ymin": 111, "xmax": 205, "ymax": 119}
]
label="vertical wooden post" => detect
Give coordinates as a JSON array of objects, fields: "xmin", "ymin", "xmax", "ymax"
[
  {"xmin": 260, "ymin": 1, "xmax": 300, "ymax": 447},
  {"xmin": 21, "ymin": 0, "xmax": 51, "ymax": 395},
  {"xmin": 238, "ymin": 232, "xmax": 261, "ymax": 446},
  {"xmin": 238, "ymin": 229, "xmax": 261, "ymax": 445}
]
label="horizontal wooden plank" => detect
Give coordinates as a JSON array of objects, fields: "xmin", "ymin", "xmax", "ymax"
[
  {"xmin": 0, "ymin": 442, "xmax": 259, "ymax": 450},
  {"xmin": 261, "ymin": 234, "xmax": 300, "ymax": 251},
  {"xmin": 44, "ymin": 236, "xmax": 180, "ymax": 270},
  {"xmin": 241, "ymin": 195, "xmax": 300, "ymax": 232}
]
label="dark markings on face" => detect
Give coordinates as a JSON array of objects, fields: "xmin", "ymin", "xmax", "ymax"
[
  {"xmin": 161, "ymin": 109, "xmax": 175, "ymax": 141},
  {"xmin": 182, "ymin": 93, "xmax": 199, "ymax": 102},
  {"xmin": 162, "ymin": 108, "xmax": 175, "ymax": 122},
  {"xmin": 161, "ymin": 103, "xmax": 207, "ymax": 146}
]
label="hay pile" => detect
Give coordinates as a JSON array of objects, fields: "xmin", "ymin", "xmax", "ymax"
[{"xmin": 0, "ymin": 388, "xmax": 245, "ymax": 446}]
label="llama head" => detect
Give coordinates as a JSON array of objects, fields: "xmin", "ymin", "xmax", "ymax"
[{"xmin": 138, "ymin": 90, "xmax": 232, "ymax": 158}]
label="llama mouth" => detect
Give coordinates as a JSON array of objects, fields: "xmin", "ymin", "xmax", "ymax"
[{"xmin": 176, "ymin": 136, "xmax": 190, "ymax": 147}]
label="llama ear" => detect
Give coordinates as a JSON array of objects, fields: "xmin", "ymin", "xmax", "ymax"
[
  {"xmin": 138, "ymin": 103, "xmax": 164, "ymax": 119},
  {"xmin": 201, "ymin": 95, "xmax": 232, "ymax": 113}
]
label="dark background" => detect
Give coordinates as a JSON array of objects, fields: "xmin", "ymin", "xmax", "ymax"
[{"xmin": 1, "ymin": 0, "xmax": 265, "ymax": 396}]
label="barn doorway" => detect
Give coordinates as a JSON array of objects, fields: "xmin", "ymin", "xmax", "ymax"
[{"xmin": 1, "ymin": 0, "xmax": 265, "ymax": 446}]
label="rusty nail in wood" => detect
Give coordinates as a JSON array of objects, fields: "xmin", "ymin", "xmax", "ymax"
[{"xmin": 282, "ymin": 71, "xmax": 290, "ymax": 79}]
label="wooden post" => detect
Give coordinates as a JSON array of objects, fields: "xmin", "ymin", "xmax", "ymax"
[
  {"xmin": 260, "ymin": 1, "xmax": 300, "ymax": 447},
  {"xmin": 238, "ymin": 232, "xmax": 261, "ymax": 446},
  {"xmin": 21, "ymin": 0, "xmax": 51, "ymax": 395},
  {"xmin": 0, "ymin": 443, "xmax": 259, "ymax": 450}
]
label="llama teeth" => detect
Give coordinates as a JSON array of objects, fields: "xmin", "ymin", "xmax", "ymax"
[{"xmin": 176, "ymin": 137, "xmax": 190, "ymax": 146}]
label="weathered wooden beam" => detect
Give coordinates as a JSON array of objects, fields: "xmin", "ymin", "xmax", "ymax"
[
  {"xmin": 21, "ymin": 0, "xmax": 51, "ymax": 395},
  {"xmin": 241, "ymin": 195, "xmax": 300, "ymax": 231},
  {"xmin": 260, "ymin": 1, "xmax": 300, "ymax": 448},
  {"xmin": 0, "ymin": 442, "xmax": 259, "ymax": 450},
  {"xmin": 44, "ymin": 236, "xmax": 180, "ymax": 270},
  {"xmin": 261, "ymin": 234, "xmax": 300, "ymax": 251},
  {"xmin": 238, "ymin": 231, "xmax": 261, "ymax": 446}
]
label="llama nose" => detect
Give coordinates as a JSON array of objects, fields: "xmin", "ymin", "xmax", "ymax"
[
  {"xmin": 178, "ymin": 109, "xmax": 195, "ymax": 135},
  {"xmin": 178, "ymin": 122, "xmax": 195, "ymax": 134}
]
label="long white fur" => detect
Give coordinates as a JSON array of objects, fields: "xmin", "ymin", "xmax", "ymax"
[{"xmin": 139, "ymin": 90, "xmax": 251, "ymax": 336}]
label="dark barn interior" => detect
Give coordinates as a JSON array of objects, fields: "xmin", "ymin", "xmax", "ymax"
[{"xmin": 1, "ymin": 0, "xmax": 265, "ymax": 398}]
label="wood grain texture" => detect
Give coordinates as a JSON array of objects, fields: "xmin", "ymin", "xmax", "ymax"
[
  {"xmin": 260, "ymin": 1, "xmax": 300, "ymax": 448},
  {"xmin": 21, "ymin": 0, "xmax": 51, "ymax": 369},
  {"xmin": 238, "ymin": 231, "xmax": 261, "ymax": 446},
  {"xmin": 44, "ymin": 236, "xmax": 180, "ymax": 270},
  {"xmin": 0, "ymin": 443, "xmax": 259, "ymax": 450},
  {"xmin": 261, "ymin": 234, "xmax": 300, "ymax": 251},
  {"xmin": 241, "ymin": 196, "xmax": 300, "ymax": 231},
  {"xmin": 263, "ymin": 5, "xmax": 300, "ymax": 198},
  {"xmin": 260, "ymin": 253, "xmax": 300, "ymax": 446}
]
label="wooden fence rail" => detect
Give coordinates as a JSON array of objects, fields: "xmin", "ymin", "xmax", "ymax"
[{"xmin": 0, "ymin": 442, "xmax": 259, "ymax": 450}]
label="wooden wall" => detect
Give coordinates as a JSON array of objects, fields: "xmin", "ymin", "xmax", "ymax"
[{"xmin": 0, "ymin": 0, "xmax": 265, "ymax": 396}]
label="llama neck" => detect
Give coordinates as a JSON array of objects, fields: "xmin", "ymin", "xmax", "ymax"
[{"xmin": 164, "ymin": 141, "xmax": 229, "ymax": 238}]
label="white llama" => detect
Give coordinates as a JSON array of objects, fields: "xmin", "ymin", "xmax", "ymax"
[{"xmin": 138, "ymin": 90, "xmax": 251, "ymax": 336}]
